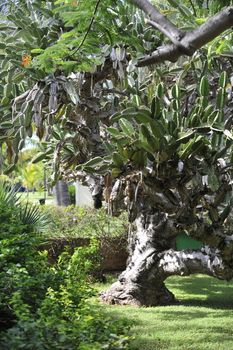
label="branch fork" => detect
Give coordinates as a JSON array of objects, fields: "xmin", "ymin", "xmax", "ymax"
[{"xmin": 131, "ymin": 0, "xmax": 233, "ymax": 65}]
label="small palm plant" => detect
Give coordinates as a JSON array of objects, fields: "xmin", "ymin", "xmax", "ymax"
[{"xmin": 0, "ymin": 181, "xmax": 50, "ymax": 234}]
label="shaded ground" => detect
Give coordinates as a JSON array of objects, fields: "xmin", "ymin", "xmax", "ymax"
[{"xmin": 95, "ymin": 274, "xmax": 233, "ymax": 350}]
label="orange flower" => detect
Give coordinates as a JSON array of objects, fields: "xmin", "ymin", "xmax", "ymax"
[{"xmin": 21, "ymin": 54, "xmax": 31, "ymax": 67}]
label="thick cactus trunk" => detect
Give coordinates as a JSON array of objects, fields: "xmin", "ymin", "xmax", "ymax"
[
  {"xmin": 101, "ymin": 210, "xmax": 176, "ymax": 306},
  {"xmin": 101, "ymin": 207, "xmax": 233, "ymax": 306}
]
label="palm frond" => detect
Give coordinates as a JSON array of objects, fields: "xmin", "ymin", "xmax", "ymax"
[
  {"xmin": 19, "ymin": 202, "xmax": 50, "ymax": 233},
  {"xmin": 0, "ymin": 181, "xmax": 20, "ymax": 207},
  {"xmin": 0, "ymin": 181, "xmax": 50, "ymax": 233}
]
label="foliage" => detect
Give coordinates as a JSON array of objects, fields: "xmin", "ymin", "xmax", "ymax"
[
  {"xmin": 16, "ymin": 147, "xmax": 45, "ymax": 191},
  {"xmin": 18, "ymin": 162, "xmax": 43, "ymax": 190},
  {"xmin": 0, "ymin": 181, "xmax": 49, "ymax": 233},
  {"xmin": 0, "ymin": 182, "xmax": 131, "ymax": 349},
  {"xmin": 0, "ymin": 0, "xmax": 155, "ymax": 177},
  {"xmin": 93, "ymin": 73, "xmax": 233, "ymax": 175},
  {"xmin": 41, "ymin": 205, "xmax": 128, "ymax": 239},
  {"xmin": 68, "ymin": 184, "xmax": 76, "ymax": 204},
  {"xmin": 0, "ymin": 243, "xmax": 130, "ymax": 349},
  {"xmin": 0, "ymin": 245, "xmax": 130, "ymax": 350},
  {"xmin": 0, "ymin": 181, "xmax": 55, "ymax": 327},
  {"xmin": 0, "ymin": 0, "xmax": 232, "ymax": 186}
]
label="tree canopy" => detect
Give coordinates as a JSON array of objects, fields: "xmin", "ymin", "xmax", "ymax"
[
  {"xmin": 0, "ymin": 0, "xmax": 233, "ymax": 306},
  {"xmin": 0, "ymin": 0, "xmax": 232, "ymax": 178}
]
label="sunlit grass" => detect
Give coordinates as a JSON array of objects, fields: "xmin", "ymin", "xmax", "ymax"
[
  {"xmin": 94, "ymin": 274, "xmax": 233, "ymax": 350},
  {"xmin": 17, "ymin": 191, "xmax": 54, "ymax": 205}
]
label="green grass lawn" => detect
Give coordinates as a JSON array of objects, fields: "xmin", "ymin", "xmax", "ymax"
[
  {"xmin": 95, "ymin": 274, "xmax": 233, "ymax": 350},
  {"xmin": 17, "ymin": 191, "xmax": 54, "ymax": 205}
]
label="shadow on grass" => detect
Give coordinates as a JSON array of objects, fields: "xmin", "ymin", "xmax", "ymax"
[
  {"xmin": 179, "ymin": 297, "xmax": 233, "ymax": 309},
  {"xmin": 166, "ymin": 274, "xmax": 233, "ymax": 310},
  {"xmin": 98, "ymin": 275, "xmax": 233, "ymax": 350}
]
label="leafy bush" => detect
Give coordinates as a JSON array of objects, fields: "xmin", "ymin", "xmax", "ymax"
[
  {"xmin": 0, "ymin": 182, "xmax": 62, "ymax": 327},
  {"xmin": 0, "ymin": 183, "xmax": 131, "ymax": 349},
  {"xmin": 41, "ymin": 205, "xmax": 128, "ymax": 239},
  {"xmin": 1, "ymin": 245, "xmax": 130, "ymax": 350}
]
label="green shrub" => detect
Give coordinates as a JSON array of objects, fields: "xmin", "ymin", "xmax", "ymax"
[
  {"xmin": 0, "ymin": 183, "xmax": 131, "ymax": 349},
  {"xmin": 40, "ymin": 205, "xmax": 128, "ymax": 239},
  {"xmin": 0, "ymin": 183, "xmax": 62, "ymax": 326},
  {"xmin": 0, "ymin": 242, "xmax": 130, "ymax": 350}
]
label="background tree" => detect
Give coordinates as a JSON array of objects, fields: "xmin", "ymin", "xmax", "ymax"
[
  {"xmin": 0, "ymin": 0, "xmax": 233, "ymax": 306},
  {"xmin": 54, "ymin": 180, "xmax": 71, "ymax": 206},
  {"xmin": 15, "ymin": 148, "xmax": 43, "ymax": 191}
]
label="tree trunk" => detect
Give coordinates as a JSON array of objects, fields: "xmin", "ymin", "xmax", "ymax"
[
  {"xmin": 54, "ymin": 180, "xmax": 70, "ymax": 206},
  {"xmin": 101, "ymin": 210, "xmax": 177, "ymax": 306},
  {"xmin": 101, "ymin": 195, "xmax": 233, "ymax": 306}
]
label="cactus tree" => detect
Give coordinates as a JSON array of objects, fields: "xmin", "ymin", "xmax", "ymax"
[{"xmin": 0, "ymin": 0, "xmax": 233, "ymax": 305}]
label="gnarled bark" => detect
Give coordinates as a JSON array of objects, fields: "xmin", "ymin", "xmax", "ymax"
[
  {"xmin": 101, "ymin": 211, "xmax": 233, "ymax": 306},
  {"xmin": 101, "ymin": 210, "xmax": 177, "ymax": 306},
  {"xmin": 101, "ymin": 174, "xmax": 233, "ymax": 307}
]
